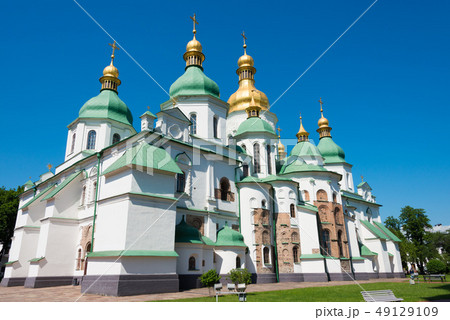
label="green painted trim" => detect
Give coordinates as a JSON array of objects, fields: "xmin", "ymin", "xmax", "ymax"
[
  {"xmin": 23, "ymin": 225, "xmax": 40, "ymax": 229},
  {"xmin": 29, "ymin": 257, "xmax": 45, "ymax": 262},
  {"xmin": 339, "ymin": 257, "xmax": 350, "ymax": 260},
  {"xmin": 321, "ymin": 221, "xmax": 332, "ymax": 225},
  {"xmin": 373, "ymin": 221, "xmax": 402, "ymax": 242},
  {"xmin": 41, "ymin": 171, "xmax": 84, "ymax": 201},
  {"xmin": 20, "ymin": 184, "xmax": 55, "ymax": 210},
  {"xmin": 130, "ymin": 192, "xmax": 178, "ymax": 201},
  {"xmin": 297, "ymin": 203, "xmax": 319, "ymax": 212},
  {"xmin": 300, "ymin": 254, "xmax": 325, "ymax": 259},
  {"xmin": 324, "ymin": 256, "xmax": 340, "ymax": 259},
  {"xmin": 87, "ymin": 250, "xmax": 179, "ymax": 258},
  {"xmin": 388, "ymin": 253, "xmax": 394, "ymax": 257},
  {"xmin": 351, "ymin": 256, "xmax": 366, "ymax": 261},
  {"xmin": 360, "ymin": 220, "xmax": 389, "ymax": 240},
  {"xmin": 4, "ymin": 260, "xmax": 18, "ymax": 266},
  {"xmin": 341, "ymin": 191, "xmax": 382, "ymax": 207}
]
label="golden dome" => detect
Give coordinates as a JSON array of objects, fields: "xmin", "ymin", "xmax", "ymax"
[
  {"xmin": 278, "ymin": 140, "xmax": 285, "ymax": 152},
  {"xmin": 238, "ymin": 54, "xmax": 254, "ymax": 68},
  {"xmin": 103, "ymin": 63, "xmax": 119, "ymax": 78},
  {"xmin": 228, "ymin": 85, "xmax": 269, "ymax": 114},
  {"xmin": 296, "ymin": 115, "xmax": 309, "ymax": 142},
  {"xmin": 186, "ymin": 38, "xmax": 202, "ymax": 52},
  {"xmin": 318, "ymin": 116, "xmax": 329, "ymax": 128}
]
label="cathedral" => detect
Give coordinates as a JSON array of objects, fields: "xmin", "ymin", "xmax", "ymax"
[{"xmin": 1, "ymin": 18, "xmax": 403, "ymax": 296}]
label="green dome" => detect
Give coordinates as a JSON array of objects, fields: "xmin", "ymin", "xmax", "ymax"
[
  {"xmin": 317, "ymin": 137, "xmax": 346, "ymax": 164},
  {"xmin": 169, "ymin": 65, "xmax": 220, "ymax": 99},
  {"xmin": 290, "ymin": 141, "xmax": 322, "ymax": 158},
  {"xmin": 175, "ymin": 216, "xmax": 203, "ymax": 244},
  {"xmin": 235, "ymin": 117, "xmax": 276, "ymax": 137},
  {"xmin": 216, "ymin": 224, "xmax": 246, "ymax": 247},
  {"xmin": 279, "ymin": 156, "xmax": 327, "ymax": 175},
  {"xmin": 79, "ymin": 89, "xmax": 133, "ymax": 127}
]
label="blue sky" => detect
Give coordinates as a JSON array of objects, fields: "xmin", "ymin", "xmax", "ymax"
[{"xmin": 1, "ymin": 0, "xmax": 449, "ymax": 225}]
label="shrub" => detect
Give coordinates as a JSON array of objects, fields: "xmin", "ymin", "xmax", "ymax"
[
  {"xmin": 426, "ymin": 259, "xmax": 446, "ymax": 274},
  {"xmin": 227, "ymin": 268, "xmax": 252, "ymax": 285},
  {"xmin": 199, "ymin": 269, "xmax": 221, "ymax": 288}
]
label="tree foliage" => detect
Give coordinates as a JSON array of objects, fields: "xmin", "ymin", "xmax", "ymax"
[
  {"xmin": 0, "ymin": 186, "xmax": 23, "ymax": 246},
  {"xmin": 199, "ymin": 269, "xmax": 221, "ymax": 288},
  {"xmin": 227, "ymin": 268, "xmax": 252, "ymax": 285},
  {"xmin": 426, "ymin": 259, "xmax": 446, "ymax": 274}
]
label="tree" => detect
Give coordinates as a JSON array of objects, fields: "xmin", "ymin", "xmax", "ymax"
[
  {"xmin": 384, "ymin": 216, "xmax": 401, "ymax": 232},
  {"xmin": 0, "ymin": 186, "xmax": 23, "ymax": 247},
  {"xmin": 227, "ymin": 268, "xmax": 252, "ymax": 286},
  {"xmin": 426, "ymin": 259, "xmax": 446, "ymax": 274},
  {"xmin": 399, "ymin": 206, "xmax": 432, "ymax": 273}
]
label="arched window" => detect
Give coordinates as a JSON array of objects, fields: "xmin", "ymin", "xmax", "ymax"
[
  {"xmin": 366, "ymin": 208, "xmax": 373, "ymax": 222},
  {"xmin": 188, "ymin": 256, "xmax": 196, "ymax": 270},
  {"xmin": 316, "ymin": 189, "xmax": 328, "ymax": 201},
  {"xmin": 266, "ymin": 145, "xmax": 272, "ymax": 174},
  {"xmin": 87, "ymin": 130, "xmax": 96, "ymax": 150},
  {"xmin": 291, "ymin": 232, "xmax": 299, "ymax": 242},
  {"xmin": 290, "ymin": 203, "xmax": 296, "ymax": 218},
  {"xmin": 81, "ymin": 186, "xmax": 86, "ymax": 206},
  {"xmin": 338, "ymin": 230, "xmax": 344, "ymax": 257},
  {"xmin": 236, "ymin": 256, "xmax": 241, "ymax": 269},
  {"xmin": 334, "ymin": 207, "xmax": 340, "ymax": 225},
  {"xmin": 241, "ymin": 144, "xmax": 246, "ymax": 152},
  {"xmin": 70, "ymin": 133, "xmax": 76, "ymax": 154},
  {"xmin": 243, "ymin": 164, "xmax": 249, "ymax": 177},
  {"xmin": 213, "ymin": 116, "xmax": 218, "ymax": 138},
  {"xmin": 253, "ymin": 143, "xmax": 261, "ymax": 173},
  {"xmin": 262, "ymin": 230, "xmax": 270, "ymax": 245},
  {"xmin": 261, "ymin": 199, "xmax": 266, "ymax": 208},
  {"xmin": 322, "ymin": 230, "xmax": 331, "ymax": 256},
  {"xmin": 333, "ymin": 193, "xmax": 337, "ymax": 203},
  {"xmin": 263, "ymin": 247, "xmax": 270, "ymax": 265},
  {"xmin": 220, "ymin": 177, "xmax": 230, "ymax": 201},
  {"xmin": 91, "ymin": 182, "xmax": 97, "ymax": 203},
  {"xmin": 303, "ymin": 190, "xmax": 310, "ymax": 202},
  {"xmin": 112, "ymin": 133, "xmax": 121, "ymax": 144},
  {"xmin": 176, "ymin": 171, "xmax": 186, "ymax": 193},
  {"xmin": 293, "ymin": 246, "xmax": 299, "ymax": 263},
  {"xmin": 190, "ymin": 113, "xmax": 197, "ymax": 135}
]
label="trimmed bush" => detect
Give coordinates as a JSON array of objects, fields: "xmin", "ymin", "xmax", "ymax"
[
  {"xmin": 227, "ymin": 268, "xmax": 252, "ymax": 285},
  {"xmin": 199, "ymin": 269, "xmax": 221, "ymax": 288},
  {"xmin": 426, "ymin": 259, "xmax": 446, "ymax": 274}
]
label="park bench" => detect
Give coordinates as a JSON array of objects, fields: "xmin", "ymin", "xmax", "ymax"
[
  {"xmin": 361, "ymin": 290, "xmax": 403, "ymax": 302},
  {"xmin": 214, "ymin": 283, "xmax": 247, "ymax": 302},
  {"xmin": 423, "ymin": 274, "xmax": 446, "ymax": 282}
]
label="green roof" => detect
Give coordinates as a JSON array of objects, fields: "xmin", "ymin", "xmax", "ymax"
[
  {"xmin": 201, "ymin": 235, "xmax": 216, "ymax": 246},
  {"xmin": 317, "ymin": 136, "xmax": 345, "ymax": 164},
  {"xmin": 175, "ymin": 216, "xmax": 204, "ymax": 244},
  {"xmin": 140, "ymin": 110, "xmax": 157, "ymax": 118},
  {"xmin": 169, "ymin": 65, "xmax": 220, "ymax": 99},
  {"xmin": 341, "ymin": 190, "xmax": 382, "ymax": 206},
  {"xmin": 87, "ymin": 250, "xmax": 178, "ymax": 258},
  {"xmin": 236, "ymin": 175, "xmax": 294, "ymax": 184},
  {"xmin": 216, "ymin": 224, "xmax": 246, "ymax": 247},
  {"xmin": 300, "ymin": 254, "xmax": 324, "ymax": 259},
  {"xmin": 20, "ymin": 184, "xmax": 55, "ymax": 210},
  {"xmin": 102, "ymin": 142, "xmax": 182, "ymax": 175},
  {"xmin": 29, "ymin": 257, "xmax": 45, "ymax": 262},
  {"xmin": 79, "ymin": 89, "xmax": 134, "ymax": 127},
  {"xmin": 290, "ymin": 141, "xmax": 322, "ymax": 158},
  {"xmin": 279, "ymin": 156, "xmax": 327, "ymax": 175},
  {"xmin": 4, "ymin": 260, "xmax": 18, "ymax": 266},
  {"xmin": 359, "ymin": 242, "xmax": 378, "ymax": 256},
  {"xmin": 41, "ymin": 171, "xmax": 84, "ymax": 201},
  {"xmin": 360, "ymin": 220, "xmax": 389, "ymax": 240},
  {"xmin": 235, "ymin": 117, "xmax": 277, "ymax": 137},
  {"xmin": 388, "ymin": 253, "xmax": 394, "ymax": 257},
  {"xmin": 297, "ymin": 203, "xmax": 318, "ymax": 212},
  {"xmin": 24, "ymin": 180, "xmax": 34, "ymax": 188},
  {"xmin": 373, "ymin": 221, "xmax": 402, "ymax": 242}
]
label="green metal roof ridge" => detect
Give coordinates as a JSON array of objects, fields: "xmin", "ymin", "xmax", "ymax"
[
  {"xmin": 297, "ymin": 203, "xmax": 319, "ymax": 212},
  {"xmin": 20, "ymin": 184, "xmax": 55, "ymax": 210},
  {"xmin": 41, "ymin": 171, "xmax": 84, "ymax": 201},
  {"xmin": 351, "ymin": 256, "xmax": 366, "ymax": 260},
  {"xmin": 201, "ymin": 235, "xmax": 216, "ymax": 246},
  {"xmin": 29, "ymin": 257, "xmax": 45, "ymax": 262},
  {"xmin": 373, "ymin": 221, "xmax": 402, "ymax": 242},
  {"xmin": 87, "ymin": 250, "xmax": 179, "ymax": 258},
  {"xmin": 388, "ymin": 253, "xmax": 394, "ymax": 257},
  {"xmin": 300, "ymin": 254, "xmax": 324, "ymax": 259},
  {"xmin": 341, "ymin": 191, "xmax": 382, "ymax": 206},
  {"xmin": 358, "ymin": 242, "xmax": 378, "ymax": 256},
  {"xmin": 360, "ymin": 220, "xmax": 389, "ymax": 240},
  {"xmin": 4, "ymin": 260, "xmax": 18, "ymax": 266}
]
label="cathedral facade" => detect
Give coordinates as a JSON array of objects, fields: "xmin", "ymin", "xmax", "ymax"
[{"xmin": 1, "ymin": 22, "xmax": 403, "ymax": 296}]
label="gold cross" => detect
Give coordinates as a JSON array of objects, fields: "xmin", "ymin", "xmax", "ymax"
[
  {"xmin": 277, "ymin": 127, "xmax": 282, "ymax": 138},
  {"xmin": 361, "ymin": 175, "xmax": 364, "ymax": 182},
  {"xmin": 109, "ymin": 41, "xmax": 120, "ymax": 62},
  {"xmin": 47, "ymin": 163, "xmax": 53, "ymax": 172},
  {"xmin": 241, "ymin": 31, "xmax": 247, "ymax": 54},
  {"xmin": 190, "ymin": 14, "xmax": 198, "ymax": 35},
  {"xmin": 147, "ymin": 106, "xmax": 150, "ymax": 111}
]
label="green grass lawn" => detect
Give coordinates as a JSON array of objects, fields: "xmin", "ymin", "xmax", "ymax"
[{"xmin": 164, "ymin": 281, "xmax": 450, "ymax": 302}]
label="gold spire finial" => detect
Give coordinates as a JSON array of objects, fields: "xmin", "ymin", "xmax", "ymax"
[
  {"xmin": 361, "ymin": 175, "xmax": 364, "ymax": 182},
  {"xmin": 277, "ymin": 127, "xmax": 286, "ymax": 160},
  {"xmin": 190, "ymin": 14, "xmax": 198, "ymax": 38},
  {"xmin": 317, "ymin": 97, "xmax": 332, "ymax": 138},
  {"xmin": 296, "ymin": 112, "xmax": 309, "ymax": 142},
  {"xmin": 108, "ymin": 41, "xmax": 120, "ymax": 65},
  {"xmin": 47, "ymin": 163, "xmax": 53, "ymax": 172},
  {"xmin": 319, "ymin": 97, "xmax": 324, "ymax": 115},
  {"xmin": 241, "ymin": 31, "xmax": 247, "ymax": 54},
  {"xmin": 277, "ymin": 127, "xmax": 281, "ymax": 138}
]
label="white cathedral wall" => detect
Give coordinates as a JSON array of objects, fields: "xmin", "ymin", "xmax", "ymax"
[
  {"xmin": 100, "ymin": 169, "xmax": 133, "ymax": 200},
  {"xmin": 272, "ymin": 182, "xmax": 297, "ymax": 214},
  {"xmin": 132, "ymin": 170, "xmax": 175, "ymax": 197},
  {"xmin": 214, "ymin": 247, "xmax": 245, "ymax": 275},
  {"xmin": 175, "ymin": 244, "xmax": 204, "ymax": 274},
  {"xmin": 297, "ymin": 209, "xmax": 321, "ymax": 256},
  {"xmin": 27, "ymin": 219, "xmax": 79, "ymax": 277},
  {"xmin": 52, "ymin": 175, "xmax": 85, "ymax": 219},
  {"xmin": 325, "ymin": 258, "xmax": 344, "ymax": 274},
  {"xmin": 87, "ymin": 256, "xmax": 177, "ymax": 275},
  {"xmin": 4, "ymin": 228, "xmax": 40, "ymax": 278},
  {"xmin": 344, "ymin": 216, "xmax": 360, "ymax": 258},
  {"xmin": 300, "ymin": 259, "xmax": 326, "ymax": 273},
  {"xmin": 323, "ymin": 163, "xmax": 354, "ymax": 192}
]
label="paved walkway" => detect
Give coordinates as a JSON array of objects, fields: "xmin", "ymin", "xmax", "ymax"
[{"xmin": 0, "ymin": 278, "xmax": 407, "ymax": 302}]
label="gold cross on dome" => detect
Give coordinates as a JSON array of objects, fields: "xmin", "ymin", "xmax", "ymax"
[
  {"xmin": 361, "ymin": 175, "xmax": 364, "ymax": 182},
  {"xmin": 318, "ymin": 97, "xmax": 324, "ymax": 110},
  {"xmin": 47, "ymin": 163, "xmax": 53, "ymax": 172},
  {"xmin": 277, "ymin": 127, "xmax": 282, "ymax": 137},
  {"xmin": 109, "ymin": 41, "xmax": 120, "ymax": 62},
  {"xmin": 190, "ymin": 14, "xmax": 198, "ymax": 35},
  {"xmin": 241, "ymin": 31, "xmax": 247, "ymax": 53}
]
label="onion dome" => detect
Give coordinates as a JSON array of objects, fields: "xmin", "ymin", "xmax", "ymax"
[
  {"xmin": 235, "ymin": 93, "xmax": 276, "ymax": 137},
  {"xmin": 169, "ymin": 15, "xmax": 220, "ymax": 99},
  {"xmin": 78, "ymin": 42, "xmax": 133, "ymax": 127},
  {"xmin": 215, "ymin": 222, "xmax": 246, "ymax": 247},
  {"xmin": 290, "ymin": 141, "xmax": 322, "ymax": 158},
  {"xmin": 317, "ymin": 137, "xmax": 346, "ymax": 164},
  {"xmin": 228, "ymin": 32, "xmax": 269, "ymax": 114},
  {"xmin": 277, "ymin": 127, "xmax": 287, "ymax": 160},
  {"xmin": 279, "ymin": 156, "xmax": 328, "ymax": 175},
  {"xmin": 316, "ymin": 98, "xmax": 332, "ymax": 138},
  {"xmin": 296, "ymin": 113, "xmax": 309, "ymax": 142},
  {"xmin": 175, "ymin": 216, "xmax": 203, "ymax": 244}
]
